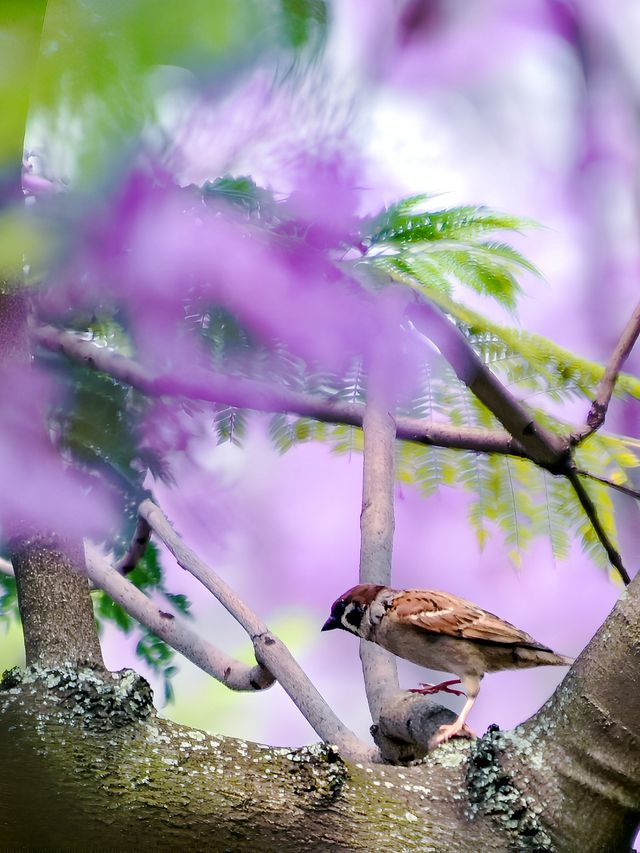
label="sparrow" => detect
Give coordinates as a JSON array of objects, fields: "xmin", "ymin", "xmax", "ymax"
[{"xmin": 322, "ymin": 583, "xmax": 573, "ymax": 746}]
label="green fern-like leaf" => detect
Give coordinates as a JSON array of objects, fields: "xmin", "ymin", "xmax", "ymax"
[
  {"xmin": 362, "ymin": 198, "xmax": 538, "ymax": 312},
  {"xmin": 214, "ymin": 406, "xmax": 247, "ymax": 446},
  {"xmin": 424, "ymin": 290, "xmax": 640, "ymax": 402},
  {"xmin": 366, "ymin": 201, "xmax": 534, "ymax": 247}
]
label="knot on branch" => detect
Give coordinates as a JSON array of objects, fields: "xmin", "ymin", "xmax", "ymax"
[
  {"xmin": 540, "ymin": 445, "xmax": 573, "ymax": 477},
  {"xmin": 373, "ymin": 691, "xmax": 463, "ymax": 764},
  {"xmin": 586, "ymin": 401, "xmax": 606, "ymax": 431},
  {"xmin": 0, "ymin": 664, "xmax": 153, "ymax": 731},
  {"xmin": 465, "ymin": 725, "xmax": 553, "ymax": 852}
]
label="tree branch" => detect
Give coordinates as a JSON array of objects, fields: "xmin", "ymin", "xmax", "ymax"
[
  {"xmin": 138, "ymin": 499, "xmax": 374, "ymax": 761},
  {"xmin": 565, "ymin": 468, "xmax": 631, "ymax": 585},
  {"xmin": 31, "ymin": 324, "xmax": 528, "ymax": 459},
  {"xmin": 406, "ymin": 295, "xmax": 569, "ymax": 468},
  {"xmin": 115, "ymin": 516, "xmax": 152, "ymax": 575},
  {"xmin": 4, "ymin": 557, "xmax": 640, "ymax": 850},
  {"xmin": 31, "ymin": 322, "xmax": 633, "ymax": 584},
  {"xmin": 575, "ymin": 467, "xmax": 640, "ymax": 501},
  {"xmin": 0, "ymin": 557, "xmax": 14, "ymax": 577},
  {"xmin": 572, "ymin": 297, "xmax": 640, "ymax": 443},
  {"xmin": 358, "ymin": 374, "xmax": 400, "ymax": 723},
  {"xmin": 507, "ymin": 564, "xmax": 640, "ymax": 850},
  {"xmin": 406, "ymin": 295, "xmax": 633, "ymax": 585},
  {"xmin": 84, "ymin": 542, "xmax": 275, "ymax": 691}
]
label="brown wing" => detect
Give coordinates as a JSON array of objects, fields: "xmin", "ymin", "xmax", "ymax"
[{"xmin": 390, "ymin": 589, "xmax": 549, "ymax": 649}]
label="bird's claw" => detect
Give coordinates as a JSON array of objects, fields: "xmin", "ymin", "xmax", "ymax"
[
  {"xmin": 429, "ymin": 721, "xmax": 475, "ymax": 748},
  {"xmin": 408, "ymin": 679, "xmax": 465, "ymax": 697}
]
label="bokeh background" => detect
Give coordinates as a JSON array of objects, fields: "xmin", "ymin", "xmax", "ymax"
[{"xmin": 1, "ymin": 0, "xmax": 639, "ymax": 796}]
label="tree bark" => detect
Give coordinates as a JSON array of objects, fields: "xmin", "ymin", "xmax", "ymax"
[
  {"xmin": 359, "ymin": 387, "xmax": 400, "ymax": 723},
  {"xmin": 0, "ymin": 668, "xmax": 512, "ymax": 852},
  {"xmin": 3, "ymin": 559, "xmax": 639, "ymax": 851},
  {"xmin": 11, "ymin": 538, "xmax": 104, "ymax": 668}
]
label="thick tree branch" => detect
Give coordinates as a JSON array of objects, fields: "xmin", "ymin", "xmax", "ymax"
[
  {"xmin": 358, "ymin": 379, "xmax": 400, "ymax": 724},
  {"xmin": 506, "ymin": 566, "xmax": 640, "ymax": 850},
  {"xmin": 84, "ymin": 543, "xmax": 274, "ymax": 691},
  {"xmin": 406, "ymin": 296, "xmax": 569, "ymax": 469},
  {"xmin": 10, "ymin": 535, "xmax": 105, "ymax": 668},
  {"xmin": 138, "ymin": 499, "xmax": 373, "ymax": 761},
  {"xmin": 0, "ymin": 681, "xmax": 512, "ymax": 852},
  {"xmin": 572, "ymin": 297, "xmax": 640, "ymax": 443},
  {"xmin": 31, "ymin": 324, "xmax": 528, "ymax": 458},
  {"xmin": 3, "ymin": 553, "xmax": 640, "ymax": 850}
]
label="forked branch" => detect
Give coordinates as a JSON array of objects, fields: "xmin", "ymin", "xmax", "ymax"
[
  {"xmin": 407, "ymin": 294, "xmax": 632, "ymax": 585},
  {"xmin": 84, "ymin": 542, "xmax": 275, "ymax": 691},
  {"xmin": 138, "ymin": 499, "xmax": 373, "ymax": 761},
  {"xmin": 573, "ymin": 297, "xmax": 640, "ymax": 443},
  {"xmin": 31, "ymin": 319, "xmax": 634, "ymax": 584}
]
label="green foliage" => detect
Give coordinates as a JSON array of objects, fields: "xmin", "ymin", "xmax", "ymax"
[
  {"xmin": 214, "ymin": 407, "xmax": 248, "ymax": 446},
  {"xmin": 136, "ymin": 633, "xmax": 178, "ymax": 704},
  {"xmin": 422, "ymin": 289, "xmax": 640, "ymax": 403},
  {"xmin": 192, "ymin": 188, "xmax": 640, "ymax": 571},
  {"xmin": 0, "ymin": 572, "xmax": 17, "ymax": 628},
  {"xmin": 280, "ymin": 0, "xmax": 328, "ymax": 49},
  {"xmin": 93, "ymin": 542, "xmax": 191, "ymax": 702},
  {"xmin": 362, "ymin": 198, "xmax": 538, "ymax": 312},
  {"xmin": 24, "ymin": 162, "xmax": 639, "ymax": 685},
  {"xmin": 202, "ymin": 176, "xmax": 278, "ymax": 219}
]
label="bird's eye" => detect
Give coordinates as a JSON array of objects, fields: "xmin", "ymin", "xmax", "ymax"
[{"xmin": 332, "ymin": 600, "xmax": 347, "ymax": 619}]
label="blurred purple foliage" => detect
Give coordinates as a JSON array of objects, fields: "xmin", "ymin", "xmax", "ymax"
[
  {"xmin": 0, "ymin": 364, "xmax": 116, "ymax": 540},
  {"xmin": 2, "ymin": 10, "xmax": 640, "ymax": 829}
]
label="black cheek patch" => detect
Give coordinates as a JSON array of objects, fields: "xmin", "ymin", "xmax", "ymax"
[{"xmin": 345, "ymin": 604, "xmax": 363, "ymax": 629}]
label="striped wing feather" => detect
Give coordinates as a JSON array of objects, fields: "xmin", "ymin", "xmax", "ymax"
[{"xmin": 391, "ymin": 589, "xmax": 548, "ymax": 649}]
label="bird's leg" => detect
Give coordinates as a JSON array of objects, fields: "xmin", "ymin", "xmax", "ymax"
[
  {"xmin": 408, "ymin": 678, "xmax": 465, "ymax": 697},
  {"xmin": 429, "ymin": 675, "xmax": 480, "ymax": 747},
  {"xmin": 429, "ymin": 695, "xmax": 476, "ymax": 746}
]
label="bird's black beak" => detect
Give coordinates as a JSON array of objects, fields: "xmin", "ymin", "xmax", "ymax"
[{"xmin": 321, "ymin": 615, "xmax": 340, "ymax": 632}]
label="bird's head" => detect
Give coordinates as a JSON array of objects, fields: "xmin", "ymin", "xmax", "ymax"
[{"xmin": 321, "ymin": 584, "xmax": 387, "ymax": 637}]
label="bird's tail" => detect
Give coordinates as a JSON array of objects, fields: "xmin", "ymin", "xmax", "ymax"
[{"xmin": 515, "ymin": 646, "xmax": 574, "ymax": 668}]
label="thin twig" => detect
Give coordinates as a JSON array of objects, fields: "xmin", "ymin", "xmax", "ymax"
[
  {"xmin": 138, "ymin": 499, "xmax": 374, "ymax": 760},
  {"xmin": 565, "ymin": 469, "xmax": 631, "ymax": 585},
  {"xmin": 358, "ymin": 369, "xmax": 400, "ymax": 722},
  {"xmin": 84, "ymin": 542, "xmax": 275, "ymax": 691},
  {"xmin": 574, "ymin": 468, "xmax": 640, "ymax": 501},
  {"xmin": 31, "ymin": 324, "xmax": 529, "ymax": 459},
  {"xmin": 572, "ymin": 298, "xmax": 640, "ymax": 444},
  {"xmin": 116, "ymin": 516, "xmax": 152, "ymax": 575}
]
